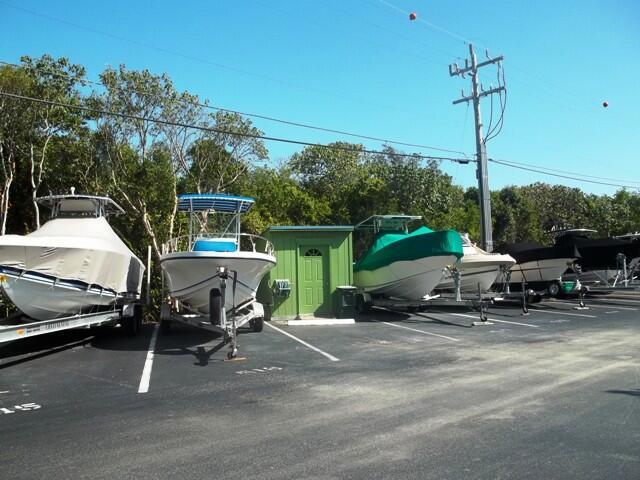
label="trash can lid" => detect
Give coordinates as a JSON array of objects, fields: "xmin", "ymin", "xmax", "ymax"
[{"xmin": 337, "ymin": 285, "xmax": 358, "ymax": 290}]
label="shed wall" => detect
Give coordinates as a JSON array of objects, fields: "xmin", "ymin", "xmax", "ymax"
[{"xmin": 258, "ymin": 229, "xmax": 353, "ymax": 319}]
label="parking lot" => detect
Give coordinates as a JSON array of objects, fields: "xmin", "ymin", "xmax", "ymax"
[{"xmin": 1, "ymin": 293, "xmax": 639, "ymax": 480}]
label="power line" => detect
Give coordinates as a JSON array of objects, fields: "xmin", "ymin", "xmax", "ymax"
[
  {"xmin": 489, "ymin": 158, "xmax": 640, "ymax": 190},
  {"xmin": 377, "ymin": 0, "xmax": 606, "ymax": 114},
  {"xmin": 0, "ymin": 0, "xmax": 426, "ymax": 118},
  {"xmin": 377, "ymin": 0, "xmax": 470, "ymax": 45},
  {"xmin": 0, "ymin": 90, "xmax": 472, "ymax": 165},
  {"xmin": 0, "ymin": 60, "xmax": 469, "ymax": 157},
  {"xmin": 3, "ymin": 90, "xmax": 635, "ymax": 190},
  {"xmin": 490, "ymin": 157, "xmax": 640, "ymax": 185}
]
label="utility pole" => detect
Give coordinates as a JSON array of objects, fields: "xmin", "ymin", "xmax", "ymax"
[{"xmin": 450, "ymin": 44, "xmax": 505, "ymax": 252}]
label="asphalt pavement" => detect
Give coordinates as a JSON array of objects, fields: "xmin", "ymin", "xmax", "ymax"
[{"xmin": 1, "ymin": 293, "xmax": 639, "ymax": 479}]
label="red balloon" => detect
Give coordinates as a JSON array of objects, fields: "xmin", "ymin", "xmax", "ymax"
[
  {"xmin": 409, "ymin": 12, "xmax": 417, "ymax": 20},
  {"xmin": 602, "ymin": 101, "xmax": 609, "ymax": 108}
]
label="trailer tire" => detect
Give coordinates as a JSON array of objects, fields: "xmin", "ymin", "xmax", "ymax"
[
  {"xmin": 356, "ymin": 294, "xmax": 372, "ymax": 314},
  {"xmin": 134, "ymin": 304, "xmax": 143, "ymax": 331},
  {"xmin": 547, "ymin": 281, "xmax": 561, "ymax": 298},
  {"xmin": 209, "ymin": 288, "xmax": 222, "ymax": 326},
  {"xmin": 250, "ymin": 316, "xmax": 264, "ymax": 333},
  {"xmin": 160, "ymin": 318, "xmax": 172, "ymax": 334},
  {"xmin": 122, "ymin": 314, "xmax": 139, "ymax": 336}
]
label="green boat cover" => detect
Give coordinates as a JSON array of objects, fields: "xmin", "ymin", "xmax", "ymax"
[{"xmin": 354, "ymin": 226, "xmax": 463, "ymax": 272}]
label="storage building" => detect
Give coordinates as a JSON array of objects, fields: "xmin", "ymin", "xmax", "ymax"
[{"xmin": 257, "ymin": 226, "xmax": 354, "ymax": 321}]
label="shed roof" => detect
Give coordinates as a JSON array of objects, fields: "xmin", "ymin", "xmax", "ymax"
[{"xmin": 266, "ymin": 225, "xmax": 354, "ymax": 232}]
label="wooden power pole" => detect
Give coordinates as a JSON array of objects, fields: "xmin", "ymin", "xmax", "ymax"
[{"xmin": 450, "ymin": 44, "xmax": 505, "ymax": 252}]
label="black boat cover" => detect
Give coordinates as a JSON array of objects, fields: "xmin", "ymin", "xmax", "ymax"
[
  {"xmin": 555, "ymin": 233, "xmax": 640, "ymax": 270},
  {"xmin": 497, "ymin": 242, "xmax": 580, "ymax": 265}
]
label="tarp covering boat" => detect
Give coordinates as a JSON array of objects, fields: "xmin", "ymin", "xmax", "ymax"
[
  {"xmin": 0, "ymin": 194, "xmax": 144, "ymax": 320},
  {"xmin": 354, "ymin": 226, "xmax": 463, "ymax": 273},
  {"xmin": 498, "ymin": 242, "xmax": 580, "ymax": 264},
  {"xmin": 555, "ymin": 233, "xmax": 640, "ymax": 270},
  {"xmin": 0, "ymin": 216, "xmax": 143, "ymax": 294}
]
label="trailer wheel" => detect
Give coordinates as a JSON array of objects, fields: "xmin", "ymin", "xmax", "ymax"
[
  {"xmin": 356, "ymin": 294, "xmax": 372, "ymax": 314},
  {"xmin": 209, "ymin": 288, "xmax": 222, "ymax": 325},
  {"xmin": 250, "ymin": 316, "xmax": 264, "ymax": 333},
  {"xmin": 547, "ymin": 281, "xmax": 561, "ymax": 297},
  {"xmin": 160, "ymin": 319, "xmax": 172, "ymax": 334},
  {"xmin": 134, "ymin": 304, "xmax": 143, "ymax": 331},
  {"xmin": 122, "ymin": 314, "xmax": 139, "ymax": 336}
]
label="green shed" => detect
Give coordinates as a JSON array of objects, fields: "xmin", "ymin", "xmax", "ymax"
[{"xmin": 257, "ymin": 226, "xmax": 354, "ymax": 320}]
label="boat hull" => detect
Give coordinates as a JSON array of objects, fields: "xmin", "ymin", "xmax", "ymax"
[
  {"xmin": 160, "ymin": 251, "xmax": 276, "ymax": 315},
  {"xmin": 0, "ymin": 267, "xmax": 118, "ymax": 320},
  {"xmin": 496, "ymin": 258, "xmax": 575, "ymax": 290},
  {"xmin": 354, "ymin": 255, "xmax": 456, "ymax": 300},
  {"xmin": 437, "ymin": 264, "xmax": 505, "ymax": 292}
]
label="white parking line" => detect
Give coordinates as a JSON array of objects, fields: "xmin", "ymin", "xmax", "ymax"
[
  {"xmin": 450, "ymin": 313, "xmax": 540, "ymax": 328},
  {"xmin": 376, "ymin": 320, "xmax": 460, "ymax": 341},
  {"xmin": 266, "ymin": 323, "xmax": 340, "ymax": 362},
  {"xmin": 137, "ymin": 324, "xmax": 159, "ymax": 394},
  {"xmin": 588, "ymin": 298, "xmax": 640, "ymax": 306},
  {"xmin": 549, "ymin": 300, "xmax": 637, "ymax": 311},
  {"xmin": 529, "ymin": 308, "xmax": 596, "ymax": 318}
]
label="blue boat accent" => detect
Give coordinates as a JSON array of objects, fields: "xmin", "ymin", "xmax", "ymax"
[
  {"xmin": 177, "ymin": 194, "xmax": 254, "ymax": 213},
  {"xmin": 193, "ymin": 239, "xmax": 237, "ymax": 252}
]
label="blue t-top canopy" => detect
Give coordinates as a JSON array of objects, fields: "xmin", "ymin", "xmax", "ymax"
[{"xmin": 177, "ymin": 194, "xmax": 255, "ymax": 213}]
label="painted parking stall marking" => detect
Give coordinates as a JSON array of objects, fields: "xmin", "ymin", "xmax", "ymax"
[
  {"xmin": 265, "ymin": 323, "xmax": 340, "ymax": 362},
  {"xmin": 137, "ymin": 324, "xmax": 159, "ymax": 394},
  {"xmin": 376, "ymin": 320, "xmax": 459, "ymax": 341},
  {"xmin": 549, "ymin": 300, "xmax": 637, "ymax": 311},
  {"xmin": 1, "ymin": 403, "xmax": 42, "ymax": 415},
  {"xmin": 450, "ymin": 313, "xmax": 540, "ymax": 328},
  {"xmin": 236, "ymin": 366, "xmax": 283, "ymax": 375},
  {"xmin": 528, "ymin": 308, "xmax": 596, "ymax": 318}
]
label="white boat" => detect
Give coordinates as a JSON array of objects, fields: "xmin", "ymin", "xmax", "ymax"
[
  {"xmin": 160, "ymin": 194, "xmax": 276, "ymax": 316},
  {"xmin": 436, "ymin": 233, "xmax": 515, "ymax": 292},
  {"xmin": 495, "ymin": 242, "xmax": 579, "ymax": 293},
  {"xmin": 353, "ymin": 216, "xmax": 463, "ymax": 300},
  {"xmin": 0, "ymin": 193, "xmax": 144, "ymax": 320}
]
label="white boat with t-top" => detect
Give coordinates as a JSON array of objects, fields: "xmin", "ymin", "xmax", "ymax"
[
  {"xmin": 160, "ymin": 194, "xmax": 276, "ymax": 316},
  {"xmin": 436, "ymin": 233, "xmax": 515, "ymax": 292},
  {"xmin": 0, "ymin": 193, "xmax": 144, "ymax": 320}
]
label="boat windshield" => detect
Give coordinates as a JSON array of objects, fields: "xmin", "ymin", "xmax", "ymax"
[{"xmin": 37, "ymin": 194, "xmax": 125, "ymax": 219}]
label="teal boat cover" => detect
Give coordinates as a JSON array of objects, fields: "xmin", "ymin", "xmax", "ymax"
[{"xmin": 354, "ymin": 226, "xmax": 463, "ymax": 272}]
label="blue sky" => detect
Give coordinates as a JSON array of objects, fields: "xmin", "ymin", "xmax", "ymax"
[{"xmin": 1, "ymin": 0, "xmax": 639, "ymax": 195}]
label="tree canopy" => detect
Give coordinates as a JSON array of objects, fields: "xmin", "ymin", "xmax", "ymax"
[{"xmin": 0, "ymin": 55, "xmax": 638, "ymax": 311}]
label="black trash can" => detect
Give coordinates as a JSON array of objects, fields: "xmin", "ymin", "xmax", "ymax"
[{"xmin": 336, "ymin": 286, "xmax": 357, "ymax": 319}]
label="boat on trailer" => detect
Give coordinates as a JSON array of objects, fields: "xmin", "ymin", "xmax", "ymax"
[
  {"xmin": 495, "ymin": 242, "xmax": 580, "ymax": 296},
  {"xmin": 555, "ymin": 229, "xmax": 640, "ymax": 288},
  {"xmin": 353, "ymin": 215, "xmax": 463, "ymax": 300},
  {"xmin": 0, "ymin": 193, "xmax": 144, "ymax": 321},
  {"xmin": 159, "ymin": 194, "xmax": 276, "ymax": 358},
  {"xmin": 435, "ymin": 233, "xmax": 515, "ymax": 293}
]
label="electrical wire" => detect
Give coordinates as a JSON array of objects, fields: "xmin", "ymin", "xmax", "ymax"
[
  {"xmin": 377, "ymin": 0, "xmax": 470, "ymax": 45},
  {"xmin": 0, "ymin": 90, "xmax": 473, "ymax": 165},
  {"xmin": 0, "ymin": 60, "xmax": 469, "ymax": 157},
  {"xmin": 489, "ymin": 157, "xmax": 640, "ymax": 185},
  {"xmin": 377, "ymin": 0, "xmax": 607, "ymax": 114},
  {"xmin": 0, "ymin": 0, "xmax": 427, "ymax": 117},
  {"xmin": 484, "ymin": 64, "xmax": 507, "ymax": 143},
  {"xmin": 489, "ymin": 158, "xmax": 640, "ymax": 190}
]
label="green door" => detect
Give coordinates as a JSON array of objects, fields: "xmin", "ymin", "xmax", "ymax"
[{"xmin": 298, "ymin": 246, "xmax": 330, "ymax": 315}]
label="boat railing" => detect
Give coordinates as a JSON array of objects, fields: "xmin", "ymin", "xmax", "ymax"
[{"xmin": 162, "ymin": 233, "xmax": 274, "ymax": 256}]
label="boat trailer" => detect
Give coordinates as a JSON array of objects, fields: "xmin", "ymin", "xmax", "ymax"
[
  {"xmin": 356, "ymin": 271, "xmax": 493, "ymax": 324},
  {"xmin": 0, "ymin": 301, "xmax": 143, "ymax": 345},
  {"xmin": 160, "ymin": 267, "xmax": 264, "ymax": 360}
]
